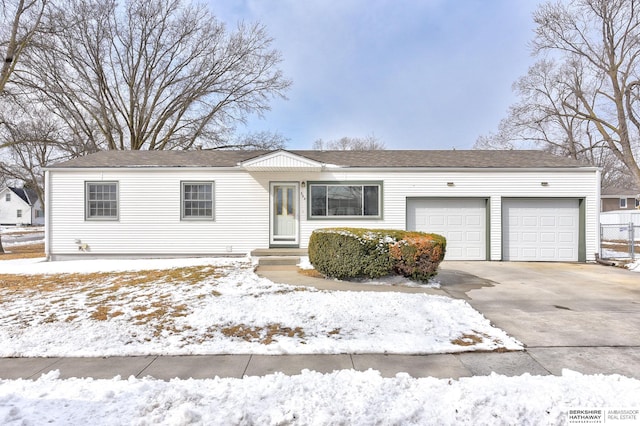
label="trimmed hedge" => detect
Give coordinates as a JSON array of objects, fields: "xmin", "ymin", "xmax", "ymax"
[{"xmin": 308, "ymin": 228, "xmax": 446, "ymax": 282}]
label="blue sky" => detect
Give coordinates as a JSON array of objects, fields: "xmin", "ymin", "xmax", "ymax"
[{"xmin": 212, "ymin": 0, "xmax": 542, "ymax": 150}]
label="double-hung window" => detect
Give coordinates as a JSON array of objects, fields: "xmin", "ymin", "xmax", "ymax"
[
  {"xmin": 181, "ymin": 182, "xmax": 214, "ymax": 220},
  {"xmin": 620, "ymin": 198, "xmax": 628, "ymax": 209},
  {"xmin": 309, "ymin": 182, "xmax": 382, "ymax": 219},
  {"xmin": 86, "ymin": 182, "xmax": 118, "ymax": 220}
]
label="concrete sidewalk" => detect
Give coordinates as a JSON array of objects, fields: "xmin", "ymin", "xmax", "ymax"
[
  {"xmin": 2, "ymin": 347, "xmax": 639, "ymax": 381},
  {"xmin": 1, "ymin": 261, "xmax": 639, "ymax": 381}
]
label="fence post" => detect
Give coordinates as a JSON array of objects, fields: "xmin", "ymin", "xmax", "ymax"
[{"xmin": 631, "ymin": 222, "xmax": 636, "ymax": 259}]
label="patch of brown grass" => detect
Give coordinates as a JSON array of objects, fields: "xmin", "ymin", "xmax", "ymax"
[
  {"xmin": 221, "ymin": 323, "xmax": 306, "ymax": 345},
  {"xmin": 451, "ymin": 332, "xmax": 484, "ymax": 347},
  {"xmin": 0, "ymin": 265, "xmax": 224, "ymax": 335},
  {"xmin": 0, "ymin": 265, "xmax": 222, "ymax": 294},
  {"xmin": 0, "ymin": 243, "xmax": 45, "ymax": 260},
  {"xmin": 297, "ymin": 268, "xmax": 325, "ymax": 278}
]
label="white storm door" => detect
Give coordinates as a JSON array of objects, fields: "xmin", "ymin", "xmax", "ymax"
[{"xmin": 270, "ymin": 183, "xmax": 299, "ymax": 246}]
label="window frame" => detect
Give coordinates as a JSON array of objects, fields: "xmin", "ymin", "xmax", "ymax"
[
  {"xmin": 307, "ymin": 181, "xmax": 383, "ymax": 220},
  {"xmin": 5, "ymin": 193, "xmax": 10, "ymax": 201},
  {"xmin": 85, "ymin": 181, "xmax": 119, "ymax": 221},
  {"xmin": 181, "ymin": 181, "xmax": 215, "ymax": 221},
  {"xmin": 620, "ymin": 197, "xmax": 628, "ymax": 209},
  {"xmin": 16, "ymin": 209, "xmax": 22, "ymax": 218}
]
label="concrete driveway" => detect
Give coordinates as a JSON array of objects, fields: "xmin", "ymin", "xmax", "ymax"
[{"xmin": 438, "ymin": 261, "xmax": 640, "ymax": 377}]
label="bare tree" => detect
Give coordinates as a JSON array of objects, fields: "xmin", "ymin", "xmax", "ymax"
[
  {"xmin": 478, "ymin": 0, "xmax": 640, "ymax": 189},
  {"xmin": 0, "ymin": 0, "xmax": 48, "ymax": 253},
  {"xmin": 0, "ymin": 0, "xmax": 47, "ymax": 94},
  {"xmin": 312, "ymin": 135, "xmax": 385, "ymax": 150},
  {"xmin": 18, "ymin": 0, "xmax": 291, "ymax": 152},
  {"xmin": 475, "ymin": 58, "xmax": 629, "ymax": 186}
]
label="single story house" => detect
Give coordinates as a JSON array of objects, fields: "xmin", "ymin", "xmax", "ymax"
[
  {"xmin": 0, "ymin": 186, "xmax": 44, "ymax": 226},
  {"xmin": 601, "ymin": 186, "xmax": 640, "ymax": 212},
  {"xmin": 44, "ymin": 149, "xmax": 601, "ymax": 262}
]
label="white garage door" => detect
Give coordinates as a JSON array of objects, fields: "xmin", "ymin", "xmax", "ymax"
[
  {"xmin": 407, "ymin": 198, "xmax": 486, "ymax": 260},
  {"xmin": 502, "ymin": 198, "xmax": 579, "ymax": 261}
]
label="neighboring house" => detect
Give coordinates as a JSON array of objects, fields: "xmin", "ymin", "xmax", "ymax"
[
  {"xmin": 44, "ymin": 149, "xmax": 600, "ymax": 262},
  {"xmin": 0, "ymin": 186, "xmax": 44, "ymax": 226},
  {"xmin": 601, "ymin": 186, "xmax": 640, "ymax": 212}
]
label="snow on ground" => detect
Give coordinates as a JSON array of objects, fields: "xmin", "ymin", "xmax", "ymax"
[
  {"xmin": 1, "ymin": 369, "xmax": 639, "ymax": 425},
  {"xmin": 0, "ymin": 226, "xmax": 43, "ymax": 235},
  {"xmin": 1, "ymin": 249, "xmax": 638, "ymax": 423},
  {"xmin": 627, "ymin": 259, "xmax": 640, "ymax": 272},
  {"xmin": 0, "ymin": 257, "xmax": 521, "ymax": 357}
]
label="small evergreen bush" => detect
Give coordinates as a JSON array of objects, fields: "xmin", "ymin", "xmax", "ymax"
[{"xmin": 308, "ymin": 228, "xmax": 446, "ymax": 282}]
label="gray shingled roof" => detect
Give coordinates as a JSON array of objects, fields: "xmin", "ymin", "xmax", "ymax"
[
  {"xmin": 601, "ymin": 186, "xmax": 640, "ymax": 196},
  {"xmin": 47, "ymin": 149, "xmax": 593, "ymax": 169},
  {"xmin": 8, "ymin": 187, "xmax": 38, "ymax": 205}
]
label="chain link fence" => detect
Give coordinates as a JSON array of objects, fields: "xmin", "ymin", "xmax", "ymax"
[{"xmin": 600, "ymin": 223, "xmax": 640, "ymax": 259}]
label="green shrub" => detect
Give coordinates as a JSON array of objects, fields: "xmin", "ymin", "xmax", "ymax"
[
  {"xmin": 308, "ymin": 228, "xmax": 394, "ymax": 280},
  {"xmin": 308, "ymin": 228, "xmax": 446, "ymax": 282}
]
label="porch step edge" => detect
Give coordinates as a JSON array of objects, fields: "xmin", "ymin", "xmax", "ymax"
[{"xmin": 256, "ymin": 256, "xmax": 301, "ymax": 266}]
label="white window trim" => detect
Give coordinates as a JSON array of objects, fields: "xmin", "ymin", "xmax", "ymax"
[
  {"xmin": 85, "ymin": 181, "xmax": 119, "ymax": 221},
  {"xmin": 620, "ymin": 198, "xmax": 628, "ymax": 209},
  {"xmin": 181, "ymin": 181, "xmax": 215, "ymax": 221}
]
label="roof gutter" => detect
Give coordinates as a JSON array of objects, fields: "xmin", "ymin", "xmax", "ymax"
[{"xmin": 43, "ymin": 165, "xmax": 601, "ymax": 173}]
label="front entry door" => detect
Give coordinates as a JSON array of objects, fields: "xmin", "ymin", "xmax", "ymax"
[{"xmin": 270, "ymin": 182, "xmax": 299, "ymax": 246}]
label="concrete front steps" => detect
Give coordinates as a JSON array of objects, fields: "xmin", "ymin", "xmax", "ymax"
[{"xmin": 250, "ymin": 248, "xmax": 308, "ymax": 267}]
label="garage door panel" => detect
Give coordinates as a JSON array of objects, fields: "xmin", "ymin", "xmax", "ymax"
[
  {"xmin": 447, "ymin": 231, "xmax": 463, "ymax": 242},
  {"xmin": 559, "ymin": 216, "xmax": 574, "ymax": 226},
  {"xmin": 466, "ymin": 216, "xmax": 481, "ymax": 226},
  {"xmin": 503, "ymin": 198, "xmax": 579, "ymax": 261},
  {"xmin": 540, "ymin": 232, "xmax": 556, "ymax": 243},
  {"xmin": 448, "ymin": 216, "xmax": 463, "ymax": 226},
  {"xmin": 540, "ymin": 216, "xmax": 556, "ymax": 226},
  {"xmin": 407, "ymin": 198, "xmax": 486, "ymax": 261},
  {"xmin": 466, "ymin": 231, "xmax": 481, "ymax": 242},
  {"xmin": 429, "ymin": 216, "xmax": 445, "ymax": 226},
  {"xmin": 558, "ymin": 232, "xmax": 574, "ymax": 243}
]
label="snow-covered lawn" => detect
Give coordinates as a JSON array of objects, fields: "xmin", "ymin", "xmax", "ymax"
[
  {"xmin": 1, "ymin": 244, "xmax": 638, "ymax": 424},
  {"xmin": 2, "ymin": 369, "xmax": 639, "ymax": 425},
  {"xmin": 0, "ymin": 257, "xmax": 520, "ymax": 357}
]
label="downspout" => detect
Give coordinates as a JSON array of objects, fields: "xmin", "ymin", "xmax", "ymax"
[
  {"xmin": 44, "ymin": 170, "xmax": 51, "ymax": 261},
  {"xmin": 595, "ymin": 168, "xmax": 602, "ymax": 262}
]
